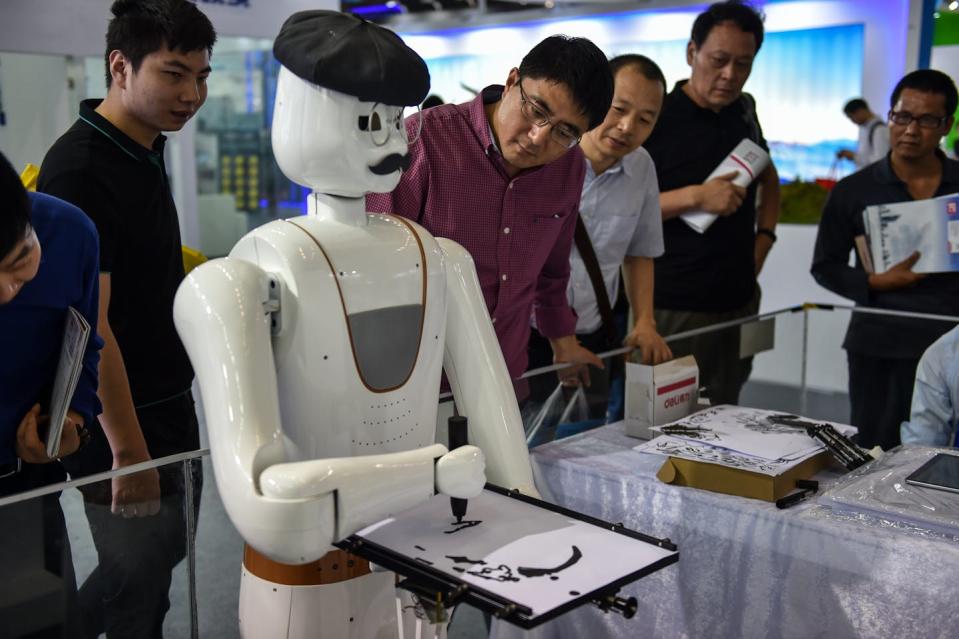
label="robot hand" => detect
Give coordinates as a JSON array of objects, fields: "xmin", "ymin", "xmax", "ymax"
[{"xmin": 435, "ymin": 444, "xmax": 485, "ymax": 499}]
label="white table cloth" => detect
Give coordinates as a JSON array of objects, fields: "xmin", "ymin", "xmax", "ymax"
[{"xmin": 491, "ymin": 423, "xmax": 959, "ymax": 638}]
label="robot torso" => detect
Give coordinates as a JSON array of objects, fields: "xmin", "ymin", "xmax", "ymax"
[{"xmin": 230, "ymin": 212, "xmax": 447, "ymax": 461}]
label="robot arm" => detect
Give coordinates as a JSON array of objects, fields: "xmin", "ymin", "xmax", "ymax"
[
  {"xmin": 175, "ymin": 258, "xmax": 335, "ymax": 563},
  {"xmin": 174, "ymin": 258, "xmax": 485, "ymax": 564},
  {"xmin": 259, "ymin": 443, "xmax": 484, "ymax": 539},
  {"xmin": 438, "ymin": 238, "xmax": 538, "ymax": 496}
]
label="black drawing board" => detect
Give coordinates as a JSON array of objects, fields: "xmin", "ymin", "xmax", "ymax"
[{"xmin": 336, "ymin": 485, "xmax": 678, "ymax": 629}]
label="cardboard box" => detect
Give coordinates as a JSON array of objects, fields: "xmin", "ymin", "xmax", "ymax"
[
  {"xmin": 625, "ymin": 355, "xmax": 699, "ymax": 440},
  {"xmin": 655, "ymin": 451, "xmax": 830, "ymax": 502}
]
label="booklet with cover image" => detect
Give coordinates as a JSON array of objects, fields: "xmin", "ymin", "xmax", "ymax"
[
  {"xmin": 862, "ymin": 193, "xmax": 959, "ymax": 274},
  {"xmin": 681, "ymin": 138, "xmax": 770, "ymax": 234}
]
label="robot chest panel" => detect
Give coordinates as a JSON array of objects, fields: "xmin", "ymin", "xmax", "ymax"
[
  {"xmin": 289, "ymin": 214, "xmax": 428, "ymax": 314},
  {"xmin": 234, "ymin": 216, "xmax": 447, "ymax": 456},
  {"xmin": 282, "ymin": 215, "xmax": 444, "ymax": 393}
]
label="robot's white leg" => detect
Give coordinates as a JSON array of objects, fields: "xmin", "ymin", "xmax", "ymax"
[{"xmin": 239, "ymin": 548, "xmax": 397, "ymax": 638}]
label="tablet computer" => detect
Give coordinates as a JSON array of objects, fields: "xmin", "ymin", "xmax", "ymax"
[{"xmin": 905, "ymin": 453, "xmax": 959, "ymax": 495}]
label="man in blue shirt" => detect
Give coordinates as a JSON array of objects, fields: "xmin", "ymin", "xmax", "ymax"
[
  {"xmin": 0, "ymin": 151, "xmax": 101, "ymax": 637},
  {"xmin": 0, "ymin": 151, "xmax": 101, "ymax": 482},
  {"xmin": 902, "ymin": 325, "xmax": 959, "ymax": 447}
]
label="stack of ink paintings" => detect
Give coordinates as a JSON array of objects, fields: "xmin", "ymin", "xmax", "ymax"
[
  {"xmin": 633, "ymin": 405, "xmax": 858, "ymax": 475},
  {"xmin": 352, "ymin": 489, "xmax": 677, "ymax": 621}
]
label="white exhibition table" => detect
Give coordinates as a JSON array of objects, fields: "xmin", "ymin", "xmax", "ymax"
[{"xmin": 491, "ymin": 422, "xmax": 959, "ymax": 639}]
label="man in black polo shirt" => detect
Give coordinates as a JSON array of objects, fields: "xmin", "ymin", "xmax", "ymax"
[
  {"xmin": 643, "ymin": 0, "xmax": 780, "ymax": 405},
  {"xmin": 812, "ymin": 69, "xmax": 959, "ymax": 450},
  {"xmin": 37, "ymin": 2, "xmax": 216, "ymax": 636}
]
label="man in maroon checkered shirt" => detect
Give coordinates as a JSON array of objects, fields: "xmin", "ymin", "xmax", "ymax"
[{"xmin": 367, "ymin": 36, "xmax": 613, "ymax": 391}]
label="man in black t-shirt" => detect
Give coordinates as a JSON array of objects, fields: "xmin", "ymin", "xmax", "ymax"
[
  {"xmin": 643, "ymin": 0, "xmax": 780, "ymax": 405},
  {"xmin": 37, "ymin": 2, "xmax": 216, "ymax": 637}
]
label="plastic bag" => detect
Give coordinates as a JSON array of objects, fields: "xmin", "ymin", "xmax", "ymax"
[
  {"xmin": 524, "ymin": 384, "xmax": 594, "ymax": 448},
  {"xmin": 820, "ymin": 445, "xmax": 959, "ymax": 538}
]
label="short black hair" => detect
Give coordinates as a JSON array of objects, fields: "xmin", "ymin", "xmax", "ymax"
[
  {"xmin": 890, "ymin": 69, "xmax": 958, "ymax": 117},
  {"xmin": 843, "ymin": 98, "xmax": 869, "ymax": 115},
  {"xmin": 104, "ymin": 0, "xmax": 217, "ymax": 88},
  {"xmin": 519, "ymin": 35, "xmax": 613, "ymax": 131},
  {"xmin": 0, "ymin": 152, "xmax": 31, "ymax": 263},
  {"xmin": 609, "ymin": 54, "xmax": 667, "ymax": 96},
  {"xmin": 691, "ymin": 1, "xmax": 765, "ymax": 54},
  {"xmin": 422, "ymin": 94, "xmax": 444, "ymax": 109}
]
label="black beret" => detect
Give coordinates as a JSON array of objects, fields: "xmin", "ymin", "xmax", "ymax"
[{"xmin": 273, "ymin": 10, "xmax": 430, "ymax": 107}]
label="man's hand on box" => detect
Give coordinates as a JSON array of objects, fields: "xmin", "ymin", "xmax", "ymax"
[{"xmin": 625, "ymin": 323, "xmax": 673, "ymax": 365}]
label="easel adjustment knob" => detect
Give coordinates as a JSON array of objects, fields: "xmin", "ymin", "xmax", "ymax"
[{"xmin": 594, "ymin": 594, "xmax": 638, "ymax": 619}]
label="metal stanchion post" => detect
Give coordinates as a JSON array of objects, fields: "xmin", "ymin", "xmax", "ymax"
[
  {"xmin": 800, "ymin": 305, "xmax": 809, "ymax": 416},
  {"xmin": 184, "ymin": 459, "xmax": 199, "ymax": 639}
]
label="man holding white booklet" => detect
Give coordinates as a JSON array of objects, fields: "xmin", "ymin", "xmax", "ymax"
[
  {"xmin": 643, "ymin": 0, "xmax": 780, "ymax": 406},
  {"xmin": 0, "ymin": 151, "xmax": 101, "ymax": 636},
  {"xmin": 812, "ymin": 69, "xmax": 959, "ymax": 451}
]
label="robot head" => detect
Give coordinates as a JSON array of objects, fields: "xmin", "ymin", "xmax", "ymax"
[{"xmin": 271, "ymin": 11, "xmax": 430, "ymax": 197}]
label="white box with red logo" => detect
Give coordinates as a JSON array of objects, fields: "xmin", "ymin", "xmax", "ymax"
[{"xmin": 625, "ymin": 355, "xmax": 699, "ymax": 440}]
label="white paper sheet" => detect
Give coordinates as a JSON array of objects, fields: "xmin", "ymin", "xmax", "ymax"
[
  {"xmin": 650, "ymin": 405, "xmax": 856, "ymax": 461},
  {"xmin": 354, "ymin": 490, "xmax": 676, "ymax": 617}
]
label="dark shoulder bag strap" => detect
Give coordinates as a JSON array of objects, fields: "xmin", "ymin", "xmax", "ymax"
[
  {"xmin": 867, "ymin": 120, "xmax": 882, "ymax": 148},
  {"xmin": 739, "ymin": 93, "xmax": 761, "ymax": 143},
  {"xmin": 574, "ymin": 216, "xmax": 621, "ymax": 362}
]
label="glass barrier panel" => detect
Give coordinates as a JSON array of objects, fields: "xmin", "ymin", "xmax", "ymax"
[
  {"xmin": 193, "ymin": 454, "xmax": 243, "ymax": 637},
  {"xmin": 809, "ymin": 304, "xmax": 959, "ymax": 449},
  {"xmin": 807, "ymin": 305, "xmax": 853, "ymax": 423},
  {"xmin": 1, "ymin": 468, "xmax": 80, "ymax": 638},
  {"xmin": 518, "ymin": 349, "xmax": 623, "ymax": 449},
  {"xmin": 0, "ymin": 455, "xmax": 198, "ymax": 639},
  {"xmin": 513, "ymin": 308, "xmax": 832, "ymax": 449},
  {"xmin": 740, "ymin": 307, "xmax": 806, "ymax": 415}
]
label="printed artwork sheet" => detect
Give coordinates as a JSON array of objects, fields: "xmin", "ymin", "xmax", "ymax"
[
  {"xmin": 863, "ymin": 193, "xmax": 959, "ymax": 273},
  {"xmin": 354, "ymin": 490, "xmax": 676, "ymax": 617},
  {"xmin": 649, "ymin": 405, "xmax": 856, "ymax": 462},
  {"xmin": 681, "ymin": 138, "xmax": 770, "ymax": 233},
  {"xmin": 634, "ymin": 434, "xmax": 824, "ymax": 476}
]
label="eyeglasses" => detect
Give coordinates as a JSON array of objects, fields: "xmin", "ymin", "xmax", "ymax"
[
  {"xmin": 888, "ymin": 110, "xmax": 948, "ymax": 129},
  {"xmin": 517, "ymin": 79, "xmax": 582, "ymax": 149},
  {"xmin": 358, "ymin": 103, "xmax": 423, "ymax": 147}
]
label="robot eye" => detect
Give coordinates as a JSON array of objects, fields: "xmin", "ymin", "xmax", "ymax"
[{"xmin": 357, "ymin": 113, "xmax": 383, "ymax": 132}]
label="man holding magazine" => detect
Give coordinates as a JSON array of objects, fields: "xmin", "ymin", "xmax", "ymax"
[
  {"xmin": 812, "ymin": 69, "xmax": 959, "ymax": 451},
  {"xmin": 643, "ymin": 0, "xmax": 781, "ymax": 406},
  {"xmin": 0, "ymin": 150, "xmax": 101, "ymax": 637}
]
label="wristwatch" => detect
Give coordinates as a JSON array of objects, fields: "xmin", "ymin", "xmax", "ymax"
[{"xmin": 756, "ymin": 227, "xmax": 777, "ymax": 243}]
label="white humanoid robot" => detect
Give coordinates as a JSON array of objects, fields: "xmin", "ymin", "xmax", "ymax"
[{"xmin": 173, "ymin": 11, "xmax": 537, "ymax": 638}]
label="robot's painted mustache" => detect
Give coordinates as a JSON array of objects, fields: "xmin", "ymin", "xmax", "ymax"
[{"xmin": 369, "ymin": 153, "xmax": 411, "ymax": 175}]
